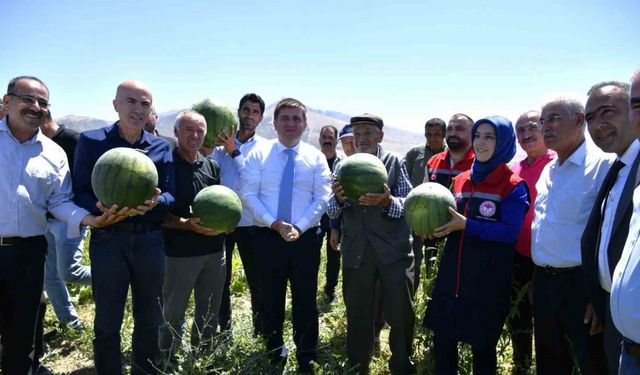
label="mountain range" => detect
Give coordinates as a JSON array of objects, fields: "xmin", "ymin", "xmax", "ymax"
[{"xmin": 57, "ymin": 103, "xmax": 425, "ymax": 156}]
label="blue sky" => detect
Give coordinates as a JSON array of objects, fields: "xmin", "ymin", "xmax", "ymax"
[{"xmin": 1, "ymin": 0, "xmax": 638, "ymax": 132}]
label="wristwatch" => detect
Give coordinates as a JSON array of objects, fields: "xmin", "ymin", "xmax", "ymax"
[{"xmin": 230, "ymin": 149, "xmax": 241, "ymax": 158}]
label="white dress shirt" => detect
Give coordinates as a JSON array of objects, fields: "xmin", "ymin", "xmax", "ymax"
[
  {"xmin": 240, "ymin": 139, "xmax": 331, "ymax": 233},
  {"xmin": 611, "ymin": 182, "xmax": 640, "ymax": 343},
  {"xmin": 0, "ymin": 117, "xmax": 87, "ymax": 238},
  {"xmin": 598, "ymin": 140, "xmax": 640, "ymax": 291},
  {"xmin": 532, "ymin": 140, "xmax": 614, "ymax": 267},
  {"xmin": 209, "ymin": 134, "xmax": 265, "ymax": 227}
]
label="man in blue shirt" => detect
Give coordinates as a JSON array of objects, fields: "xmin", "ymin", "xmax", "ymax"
[{"xmin": 73, "ymin": 80, "xmax": 175, "ymax": 375}]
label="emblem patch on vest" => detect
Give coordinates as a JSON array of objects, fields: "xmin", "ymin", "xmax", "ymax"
[
  {"xmin": 479, "ymin": 200, "xmax": 496, "ymax": 217},
  {"xmin": 430, "ymin": 174, "xmax": 436, "ymax": 181}
]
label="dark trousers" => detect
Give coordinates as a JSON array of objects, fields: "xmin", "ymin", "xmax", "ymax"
[
  {"xmin": 433, "ymin": 333, "xmax": 496, "ymax": 375},
  {"xmin": 532, "ymin": 266, "xmax": 605, "ymax": 375},
  {"xmin": 255, "ymin": 227, "xmax": 321, "ymax": 365},
  {"xmin": 219, "ymin": 226, "xmax": 263, "ymax": 335},
  {"xmin": 603, "ymin": 296, "xmax": 623, "ymax": 375},
  {"xmin": 0, "ymin": 235, "xmax": 47, "ymax": 375},
  {"xmin": 343, "ymin": 246, "xmax": 415, "ymax": 374},
  {"xmin": 90, "ymin": 228, "xmax": 165, "ymax": 375},
  {"xmin": 411, "ymin": 233, "xmax": 425, "ymax": 296},
  {"xmin": 319, "ymin": 226, "xmax": 341, "ymax": 297},
  {"xmin": 507, "ymin": 252, "xmax": 534, "ymax": 375}
]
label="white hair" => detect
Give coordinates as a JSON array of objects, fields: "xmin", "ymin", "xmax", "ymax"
[{"xmin": 173, "ymin": 110, "xmax": 206, "ymax": 131}]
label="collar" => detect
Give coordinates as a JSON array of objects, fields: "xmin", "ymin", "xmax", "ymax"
[
  {"xmin": 0, "ymin": 116, "xmax": 44, "ymax": 145},
  {"xmin": 482, "ymin": 164, "xmax": 511, "ymax": 185},
  {"xmin": 107, "ymin": 121, "xmax": 152, "ymax": 147},
  {"xmin": 275, "ymin": 140, "xmax": 301, "ymax": 154},
  {"xmin": 446, "ymin": 147, "xmax": 475, "ymax": 165},
  {"xmin": 620, "ymin": 139, "xmax": 640, "ymax": 167},
  {"xmin": 563, "ymin": 140, "xmax": 588, "ymax": 167}
]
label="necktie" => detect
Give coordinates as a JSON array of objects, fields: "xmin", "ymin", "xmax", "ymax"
[
  {"xmin": 595, "ymin": 159, "xmax": 625, "ymax": 265},
  {"xmin": 599, "ymin": 159, "xmax": 625, "ymax": 216},
  {"xmin": 277, "ymin": 148, "xmax": 296, "ymax": 223}
]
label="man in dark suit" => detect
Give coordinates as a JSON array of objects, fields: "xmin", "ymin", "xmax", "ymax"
[{"xmin": 582, "ymin": 80, "xmax": 640, "ymax": 374}]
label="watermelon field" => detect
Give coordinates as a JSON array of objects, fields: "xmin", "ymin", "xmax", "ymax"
[{"xmin": 40, "ymin": 236, "xmax": 532, "ymax": 374}]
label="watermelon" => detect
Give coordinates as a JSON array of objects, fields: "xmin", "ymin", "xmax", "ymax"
[
  {"xmin": 192, "ymin": 185, "xmax": 242, "ymax": 233},
  {"xmin": 404, "ymin": 182, "xmax": 456, "ymax": 236},
  {"xmin": 91, "ymin": 147, "xmax": 158, "ymax": 208},
  {"xmin": 336, "ymin": 153, "xmax": 388, "ymax": 203},
  {"xmin": 192, "ymin": 99, "xmax": 237, "ymax": 148}
]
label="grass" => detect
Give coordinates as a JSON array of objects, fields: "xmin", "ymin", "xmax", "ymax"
[{"xmin": 41, "ymin": 238, "xmax": 532, "ymax": 374}]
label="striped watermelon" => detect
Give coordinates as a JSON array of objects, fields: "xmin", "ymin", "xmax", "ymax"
[
  {"xmin": 192, "ymin": 185, "xmax": 242, "ymax": 233},
  {"xmin": 336, "ymin": 153, "xmax": 388, "ymax": 203},
  {"xmin": 404, "ymin": 182, "xmax": 456, "ymax": 236},
  {"xmin": 91, "ymin": 147, "xmax": 158, "ymax": 208},
  {"xmin": 192, "ymin": 99, "xmax": 237, "ymax": 148}
]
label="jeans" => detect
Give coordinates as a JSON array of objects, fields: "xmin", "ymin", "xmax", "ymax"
[
  {"xmin": 90, "ymin": 227, "xmax": 165, "ymax": 375},
  {"xmin": 619, "ymin": 341, "xmax": 640, "ymax": 375},
  {"xmin": 44, "ymin": 219, "xmax": 91, "ymax": 325},
  {"xmin": 159, "ymin": 251, "xmax": 226, "ymax": 355}
]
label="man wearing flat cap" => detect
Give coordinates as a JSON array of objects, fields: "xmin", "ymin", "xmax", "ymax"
[{"xmin": 328, "ymin": 114, "xmax": 415, "ymax": 374}]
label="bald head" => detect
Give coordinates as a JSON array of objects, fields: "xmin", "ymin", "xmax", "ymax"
[{"xmin": 115, "ymin": 81, "xmax": 153, "ymax": 102}]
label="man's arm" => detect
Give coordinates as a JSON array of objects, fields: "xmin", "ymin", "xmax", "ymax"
[
  {"xmin": 240, "ymin": 148, "xmax": 276, "ymax": 227},
  {"xmin": 152, "ymin": 143, "xmax": 175, "ymax": 212},
  {"xmin": 72, "ymin": 133, "xmax": 100, "ymax": 215},
  {"xmin": 294, "ymin": 153, "xmax": 332, "ymax": 233}
]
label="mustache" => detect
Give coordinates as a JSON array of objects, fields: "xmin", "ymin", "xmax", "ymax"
[
  {"xmin": 22, "ymin": 109, "xmax": 44, "ymax": 118},
  {"xmin": 322, "ymin": 142, "xmax": 333, "ymax": 146}
]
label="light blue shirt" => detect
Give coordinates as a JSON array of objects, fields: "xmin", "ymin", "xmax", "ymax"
[
  {"xmin": 0, "ymin": 117, "xmax": 87, "ymax": 238},
  {"xmin": 611, "ymin": 180, "xmax": 640, "ymax": 343},
  {"xmin": 209, "ymin": 134, "xmax": 264, "ymax": 227},
  {"xmin": 532, "ymin": 140, "xmax": 615, "ymax": 267},
  {"xmin": 240, "ymin": 139, "xmax": 331, "ymax": 233}
]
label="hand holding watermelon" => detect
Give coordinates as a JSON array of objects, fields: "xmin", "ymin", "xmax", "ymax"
[
  {"xmin": 430, "ymin": 207, "xmax": 466, "ymax": 239},
  {"xmin": 358, "ymin": 184, "xmax": 391, "ymax": 208},
  {"xmin": 185, "ymin": 217, "xmax": 224, "ymax": 237}
]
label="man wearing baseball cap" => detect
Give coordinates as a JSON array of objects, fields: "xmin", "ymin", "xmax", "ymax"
[{"xmin": 328, "ymin": 114, "xmax": 415, "ymax": 374}]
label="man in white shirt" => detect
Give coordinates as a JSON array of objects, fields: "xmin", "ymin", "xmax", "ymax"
[
  {"xmin": 610, "ymin": 68, "xmax": 640, "ymax": 375},
  {"xmin": 210, "ymin": 93, "xmax": 267, "ymax": 335},
  {"xmin": 581, "ymin": 80, "xmax": 640, "ymax": 375},
  {"xmin": 531, "ymin": 95, "xmax": 614, "ymax": 375},
  {"xmin": 240, "ymin": 98, "xmax": 331, "ymax": 373}
]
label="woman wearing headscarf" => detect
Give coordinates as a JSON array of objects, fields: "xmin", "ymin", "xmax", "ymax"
[{"xmin": 423, "ymin": 115, "xmax": 530, "ymax": 374}]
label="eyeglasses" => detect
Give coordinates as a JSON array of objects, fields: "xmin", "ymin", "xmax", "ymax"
[
  {"xmin": 539, "ymin": 115, "xmax": 562, "ymax": 126},
  {"xmin": 7, "ymin": 93, "xmax": 51, "ymax": 109}
]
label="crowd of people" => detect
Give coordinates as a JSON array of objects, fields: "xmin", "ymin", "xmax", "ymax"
[{"xmin": 0, "ymin": 70, "xmax": 638, "ymax": 375}]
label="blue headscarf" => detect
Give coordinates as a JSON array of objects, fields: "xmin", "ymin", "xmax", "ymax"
[{"xmin": 470, "ymin": 115, "xmax": 516, "ymax": 184}]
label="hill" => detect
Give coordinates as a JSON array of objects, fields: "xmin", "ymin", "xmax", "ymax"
[{"xmin": 57, "ymin": 103, "xmax": 424, "ymax": 156}]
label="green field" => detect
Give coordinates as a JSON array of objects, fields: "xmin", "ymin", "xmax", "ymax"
[{"xmin": 41, "ymin": 238, "xmax": 529, "ymax": 374}]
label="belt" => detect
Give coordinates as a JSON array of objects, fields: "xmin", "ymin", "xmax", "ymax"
[
  {"xmin": 0, "ymin": 236, "xmax": 45, "ymax": 247},
  {"xmin": 97, "ymin": 222, "xmax": 162, "ymax": 233},
  {"xmin": 624, "ymin": 339, "xmax": 640, "ymax": 357},
  {"xmin": 539, "ymin": 265, "xmax": 581, "ymax": 275}
]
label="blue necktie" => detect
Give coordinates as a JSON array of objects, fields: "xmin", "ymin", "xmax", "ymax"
[{"xmin": 277, "ymin": 148, "xmax": 296, "ymax": 223}]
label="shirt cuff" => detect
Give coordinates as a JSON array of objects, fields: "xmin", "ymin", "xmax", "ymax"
[
  {"xmin": 385, "ymin": 196, "xmax": 403, "ymax": 219},
  {"xmin": 66, "ymin": 208, "xmax": 90, "ymax": 238}
]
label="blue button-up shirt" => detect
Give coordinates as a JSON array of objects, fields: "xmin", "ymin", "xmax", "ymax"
[
  {"xmin": 0, "ymin": 117, "xmax": 88, "ymax": 238},
  {"xmin": 73, "ymin": 122, "xmax": 175, "ymax": 223},
  {"xmin": 209, "ymin": 134, "xmax": 265, "ymax": 227}
]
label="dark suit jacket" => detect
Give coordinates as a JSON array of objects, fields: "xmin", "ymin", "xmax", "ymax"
[{"xmin": 581, "ymin": 148, "xmax": 640, "ymax": 320}]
